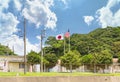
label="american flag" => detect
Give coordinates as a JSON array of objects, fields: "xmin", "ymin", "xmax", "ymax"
[{"xmin": 64, "ymin": 29, "xmax": 70, "ymax": 38}]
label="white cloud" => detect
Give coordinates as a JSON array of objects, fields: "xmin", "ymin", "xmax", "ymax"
[
  {"xmin": 0, "ymin": 0, "xmax": 41, "ymax": 55},
  {"xmin": 1, "ymin": 35, "xmax": 40, "ymax": 56},
  {"xmin": 36, "ymin": 35, "xmax": 41, "ymax": 40},
  {"xmin": 13, "ymin": 0, "xmax": 22, "ymax": 11},
  {"xmin": 26, "ymin": 39, "xmax": 40, "ymax": 54},
  {"xmin": 58, "ymin": 0, "xmax": 70, "ymax": 9},
  {"xmin": 43, "ymin": 0, "xmax": 54, "ymax": 7},
  {"xmin": 0, "ymin": 13, "xmax": 19, "ymax": 36},
  {"xmin": 0, "ymin": 0, "xmax": 19, "ymax": 37},
  {"xmin": 0, "ymin": 13, "xmax": 40, "ymax": 55},
  {"xmin": 22, "ymin": 0, "xmax": 57, "ymax": 29},
  {"xmin": 0, "ymin": 0, "xmax": 10, "ymax": 11},
  {"xmin": 0, "ymin": 0, "xmax": 59, "ymax": 55},
  {"xmin": 83, "ymin": 16, "xmax": 94, "ymax": 26},
  {"xmin": 96, "ymin": 0, "xmax": 120, "ymax": 28},
  {"xmin": 60, "ymin": 0, "xmax": 68, "ymax": 5}
]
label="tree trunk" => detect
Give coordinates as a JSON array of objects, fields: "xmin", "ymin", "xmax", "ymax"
[
  {"xmin": 70, "ymin": 63, "xmax": 72, "ymax": 73},
  {"xmin": 94, "ymin": 64, "xmax": 96, "ymax": 73}
]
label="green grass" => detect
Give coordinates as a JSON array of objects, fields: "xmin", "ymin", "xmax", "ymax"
[
  {"xmin": 0, "ymin": 72, "xmax": 17, "ymax": 76},
  {"xmin": 0, "ymin": 72, "xmax": 120, "ymax": 77}
]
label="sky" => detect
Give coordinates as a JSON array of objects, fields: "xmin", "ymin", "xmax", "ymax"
[{"xmin": 0, "ymin": 0, "xmax": 120, "ymax": 55}]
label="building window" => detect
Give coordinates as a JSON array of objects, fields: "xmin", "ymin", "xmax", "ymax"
[{"xmin": 19, "ymin": 63, "xmax": 25, "ymax": 68}]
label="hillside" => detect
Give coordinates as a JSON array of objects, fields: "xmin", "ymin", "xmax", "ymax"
[{"xmin": 70, "ymin": 26, "xmax": 120, "ymax": 56}]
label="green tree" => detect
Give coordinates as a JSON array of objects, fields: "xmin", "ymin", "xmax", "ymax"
[
  {"xmin": 60, "ymin": 50, "xmax": 81, "ymax": 72},
  {"xmin": 81, "ymin": 54, "xmax": 94, "ymax": 64},
  {"xmin": 27, "ymin": 51, "xmax": 40, "ymax": 70},
  {"xmin": 27, "ymin": 50, "xmax": 50, "ymax": 72},
  {"xmin": 44, "ymin": 26, "xmax": 120, "ymax": 71},
  {"xmin": 81, "ymin": 50, "xmax": 112, "ymax": 73},
  {"xmin": 44, "ymin": 53, "xmax": 58, "ymax": 70},
  {"xmin": 112, "ymin": 41, "xmax": 120, "ymax": 56},
  {"xmin": 98, "ymin": 50, "xmax": 112, "ymax": 64},
  {"xmin": 0, "ymin": 44, "xmax": 15, "ymax": 55},
  {"xmin": 118, "ymin": 55, "xmax": 120, "ymax": 63},
  {"xmin": 97, "ymin": 50, "xmax": 112, "ymax": 73},
  {"xmin": 45, "ymin": 36, "xmax": 64, "ymax": 56}
]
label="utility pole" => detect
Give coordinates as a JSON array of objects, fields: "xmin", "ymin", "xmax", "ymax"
[
  {"xmin": 40, "ymin": 29, "xmax": 45, "ymax": 72},
  {"xmin": 24, "ymin": 18, "xmax": 27, "ymax": 74},
  {"xmin": 12, "ymin": 45, "xmax": 14, "ymax": 55}
]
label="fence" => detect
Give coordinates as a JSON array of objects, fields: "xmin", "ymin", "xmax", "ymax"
[
  {"xmin": 59, "ymin": 63, "xmax": 120, "ymax": 73},
  {"xmin": 30, "ymin": 63, "xmax": 120, "ymax": 73}
]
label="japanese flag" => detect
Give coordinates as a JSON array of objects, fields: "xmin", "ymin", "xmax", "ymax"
[{"xmin": 56, "ymin": 34, "xmax": 64, "ymax": 40}]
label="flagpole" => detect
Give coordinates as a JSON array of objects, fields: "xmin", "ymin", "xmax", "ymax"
[
  {"xmin": 68, "ymin": 29, "xmax": 70, "ymax": 52},
  {"xmin": 64, "ymin": 36, "xmax": 66, "ymax": 55},
  {"xmin": 69, "ymin": 34, "xmax": 70, "ymax": 52},
  {"xmin": 64, "ymin": 29, "xmax": 70, "ymax": 52}
]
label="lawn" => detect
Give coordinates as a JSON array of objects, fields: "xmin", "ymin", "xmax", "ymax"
[{"xmin": 0, "ymin": 72, "xmax": 120, "ymax": 77}]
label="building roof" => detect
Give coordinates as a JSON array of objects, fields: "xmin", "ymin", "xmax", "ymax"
[{"xmin": 0, "ymin": 56, "xmax": 24, "ymax": 62}]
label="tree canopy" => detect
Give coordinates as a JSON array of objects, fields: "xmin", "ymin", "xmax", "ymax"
[
  {"xmin": 60, "ymin": 50, "xmax": 81, "ymax": 70},
  {"xmin": 26, "ymin": 26, "xmax": 120, "ymax": 71},
  {"xmin": 44, "ymin": 53, "xmax": 58, "ymax": 69},
  {"xmin": 44, "ymin": 26, "xmax": 120, "ymax": 65},
  {"xmin": 0, "ymin": 44, "xmax": 15, "ymax": 55},
  {"xmin": 27, "ymin": 50, "xmax": 40, "ymax": 65}
]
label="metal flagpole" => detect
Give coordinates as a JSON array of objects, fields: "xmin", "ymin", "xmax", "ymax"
[
  {"xmin": 64, "ymin": 36, "xmax": 66, "ymax": 54},
  {"xmin": 68, "ymin": 29, "xmax": 70, "ymax": 52},
  {"xmin": 69, "ymin": 34, "xmax": 70, "ymax": 52},
  {"xmin": 64, "ymin": 29, "xmax": 70, "ymax": 52}
]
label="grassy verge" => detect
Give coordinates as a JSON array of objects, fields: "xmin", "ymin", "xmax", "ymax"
[{"xmin": 0, "ymin": 72, "xmax": 120, "ymax": 77}]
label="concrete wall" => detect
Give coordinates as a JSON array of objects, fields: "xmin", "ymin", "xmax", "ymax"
[{"xmin": 0, "ymin": 76, "xmax": 120, "ymax": 82}]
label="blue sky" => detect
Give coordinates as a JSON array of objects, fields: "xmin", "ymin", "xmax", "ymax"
[{"xmin": 0, "ymin": 0, "xmax": 120, "ymax": 55}]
